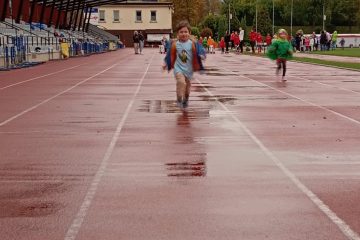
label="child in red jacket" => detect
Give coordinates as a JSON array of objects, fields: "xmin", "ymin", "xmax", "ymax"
[{"xmin": 219, "ymin": 37, "xmax": 225, "ymax": 54}]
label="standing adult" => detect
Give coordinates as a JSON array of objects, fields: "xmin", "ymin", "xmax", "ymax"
[
  {"xmin": 249, "ymin": 29, "xmax": 257, "ymax": 54},
  {"xmin": 312, "ymin": 32, "xmax": 318, "ymax": 51},
  {"xmin": 139, "ymin": 31, "xmax": 145, "ymax": 54},
  {"xmin": 224, "ymin": 31, "xmax": 231, "ymax": 53},
  {"xmin": 320, "ymin": 31, "xmax": 327, "ymax": 51},
  {"xmin": 239, "ymin": 27, "xmax": 245, "ymax": 53},
  {"xmin": 326, "ymin": 31, "xmax": 332, "ymax": 50},
  {"xmin": 331, "ymin": 31, "xmax": 338, "ymax": 50},
  {"xmin": 295, "ymin": 33, "xmax": 302, "ymax": 52},
  {"xmin": 133, "ymin": 31, "xmax": 140, "ymax": 54}
]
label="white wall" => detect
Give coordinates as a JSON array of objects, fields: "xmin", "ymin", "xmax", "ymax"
[{"xmin": 97, "ymin": 5, "xmax": 172, "ymax": 31}]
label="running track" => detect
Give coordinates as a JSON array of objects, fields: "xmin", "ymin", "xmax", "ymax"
[{"xmin": 0, "ymin": 48, "xmax": 360, "ymax": 240}]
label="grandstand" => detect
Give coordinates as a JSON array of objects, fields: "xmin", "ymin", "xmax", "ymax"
[{"xmin": 0, "ymin": 0, "xmax": 126, "ymax": 70}]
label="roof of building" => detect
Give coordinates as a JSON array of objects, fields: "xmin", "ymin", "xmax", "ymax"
[{"xmin": 41, "ymin": 0, "xmax": 172, "ymax": 9}]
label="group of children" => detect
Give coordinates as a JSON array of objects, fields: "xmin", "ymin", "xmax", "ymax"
[{"xmin": 162, "ymin": 21, "xmax": 292, "ymax": 110}]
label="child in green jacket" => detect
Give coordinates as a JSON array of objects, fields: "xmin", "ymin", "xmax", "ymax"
[{"xmin": 267, "ymin": 29, "xmax": 293, "ymax": 82}]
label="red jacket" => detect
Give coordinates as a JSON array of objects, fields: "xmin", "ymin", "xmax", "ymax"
[
  {"xmin": 250, "ymin": 32, "xmax": 257, "ymax": 42},
  {"xmin": 257, "ymin": 34, "xmax": 263, "ymax": 43},
  {"xmin": 219, "ymin": 39, "xmax": 225, "ymax": 48},
  {"xmin": 233, "ymin": 35, "xmax": 240, "ymax": 45},
  {"xmin": 266, "ymin": 36, "xmax": 272, "ymax": 45}
]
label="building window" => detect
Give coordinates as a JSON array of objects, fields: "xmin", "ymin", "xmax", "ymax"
[
  {"xmin": 99, "ymin": 10, "xmax": 105, "ymax": 22},
  {"xmin": 150, "ymin": 11, "xmax": 157, "ymax": 22},
  {"xmin": 136, "ymin": 10, "xmax": 142, "ymax": 22},
  {"xmin": 113, "ymin": 10, "xmax": 120, "ymax": 22}
]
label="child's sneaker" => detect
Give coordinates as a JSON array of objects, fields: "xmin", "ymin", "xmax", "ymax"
[
  {"xmin": 282, "ymin": 76, "xmax": 287, "ymax": 82},
  {"xmin": 177, "ymin": 100, "xmax": 183, "ymax": 108},
  {"xmin": 182, "ymin": 100, "xmax": 189, "ymax": 109}
]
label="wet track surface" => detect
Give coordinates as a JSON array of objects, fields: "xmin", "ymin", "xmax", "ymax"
[{"xmin": 0, "ymin": 49, "xmax": 360, "ymax": 240}]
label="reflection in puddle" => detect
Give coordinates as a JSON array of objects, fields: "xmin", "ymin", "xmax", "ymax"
[
  {"xmin": 138, "ymin": 100, "xmax": 182, "ymax": 113},
  {"xmin": 166, "ymin": 161, "xmax": 206, "ymax": 177},
  {"xmin": 192, "ymin": 84, "xmax": 215, "ymax": 93},
  {"xmin": 198, "ymin": 95, "xmax": 238, "ymax": 105},
  {"xmin": 138, "ymin": 100, "xmax": 210, "ymax": 120},
  {"xmin": 202, "ymin": 67, "xmax": 237, "ymax": 76},
  {"xmin": 204, "ymin": 72, "xmax": 238, "ymax": 76},
  {"xmin": 166, "ymin": 111, "xmax": 208, "ymax": 178}
]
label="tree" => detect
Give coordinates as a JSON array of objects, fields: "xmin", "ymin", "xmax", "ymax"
[
  {"xmin": 171, "ymin": 0, "xmax": 207, "ymax": 29},
  {"xmin": 191, "ymin": 27, "xmax": 201, "ymax": 38},
  {"xmin": 255, "ymin": 6, "xmax": 272, "ymax": 35},
  {"xmin": 217, "ymin": 15, "xmax": 227, "ymax": 40},
  {"xmin": 201, "ymin": 27, "xmax": 213, "ymax": 38},
  {"xmin": 202, "ymin": 14, "xmax": 219, "ymax": 34}
]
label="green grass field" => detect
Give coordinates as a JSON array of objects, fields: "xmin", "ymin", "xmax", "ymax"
[
  {"xmin": 292, "ymin": 57, "xmax": 360, "ymax": 71},
  {"xmin": 311, "ymin": 48, "xmax": 360, "ymax": 58}
]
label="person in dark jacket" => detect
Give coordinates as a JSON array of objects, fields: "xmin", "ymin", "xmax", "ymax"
[
  {"xmin": 133, "ymin": 31, "xmax": 140, "ymax": 54},
  {"xmin": 320, "ymin": 31, "xmax": 327, "ymax": 51},
  {"xmin": 139, "ymin": 31, "xmax": 145, "ymax": 54},
  {"xmin": 224, "ymin": 31, "xmax": 231, "ymax": 53}
]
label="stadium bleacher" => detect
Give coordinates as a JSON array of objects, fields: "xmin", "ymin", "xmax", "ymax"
[{"xmin": 1, "ymin": 0, "xmax": 125, "ymax": 70}]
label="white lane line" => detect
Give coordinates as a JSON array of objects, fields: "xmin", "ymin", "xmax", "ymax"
[
  {"xmin": 195, "ymin": 77, "xmax": 360, "ymax": 240},
  {"xmin": 64, "ymin": 54, "xmax": 155, "ymax": 240},
  {"xmin": 0, "ymin": 64, "xmax": 84, "ymax": 90},
  {"xmin": 218, "ymin": 66, "xmax": 360, "ymax": 125},
  {"xmin": 222, "ymin": 53, "xmax": 360, "ymax": 95},
  {"xmin": 291, "ymin": 75, "xmax": 360, "ymax": 95},
  {"xmin": 0, "ymin": 63, "xmax": 118, "ymax": 127}
]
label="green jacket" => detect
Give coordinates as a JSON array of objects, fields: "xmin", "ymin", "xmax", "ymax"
[{"xmin": 267, "ymin": 39, "xmax": 293, "ymax": 60}]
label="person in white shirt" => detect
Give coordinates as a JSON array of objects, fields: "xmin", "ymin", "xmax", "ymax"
[
  {"xmin": 310, "ymin": 37, "xmax": 315, "ymax": 51},
  {"xmin": 239, "ymin": 27, "xmax": 245, "ymax": 53}
]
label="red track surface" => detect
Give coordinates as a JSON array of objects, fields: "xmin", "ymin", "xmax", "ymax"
[{"xmin": 0, "ymin": 49, "xmax": 360, "ymax": 240}]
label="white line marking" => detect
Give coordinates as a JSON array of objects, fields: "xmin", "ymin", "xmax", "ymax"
[
  {"xmin": 64, "ymin": 54, "xmax": 155, "ymax": 240},
  {"xmin": 0, "ymin": 64, "xmax": 117, "ymax": 127},
  {"xmin": 219, "ymin": 66, "xmax": 360, "ymax": 125},
  {"xmin": 292, "ymin": 75, "xmax": 360, "ymax": 95},
  {"xmin": 195, "ymin": 78, "xmax": 360, "ymax": 240},
  {"xmin": 0, "ymin": 64, "xmax": 84, "ymax": 90}
]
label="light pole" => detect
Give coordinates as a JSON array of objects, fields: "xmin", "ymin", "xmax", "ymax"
[
  {"xmin": 290, "ymin": 0, "xmax": 293, "ymax": 36},
  {"xmin": 272, "ymin": 0, "xmax": 275, "ymax": 35},
  {"xmin": 228, "ymin": 1, "xmax": 231, "ymax": 33},
  {"xmin": 322, "ymin": 3, "xmax": 325, "ymax": 31},
  {"xmin": 255, "ymin": 0, "xmax": 258, "ymax": 33}
]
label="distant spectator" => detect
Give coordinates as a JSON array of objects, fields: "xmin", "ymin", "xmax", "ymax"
[
  {"xmin": 233, "ymin": 31, "xmax": 240, "ymax": 52},
  {"xmin": 310, "ymin": 36, "xmax": 315, "ymax": 51},
  {"xmin": 340, "ymin": 38, "xmax": 345, "ymax": 50},
  {"xmin": 331, "ymin": 31, "xmax": 338, "ymax": 50},
  {"xmin": 138, "ymin": 31, "xmax": 144, "ymax": 54},
  {"xmin": 239, "ymin": 27, "xmax": 245, "ymax": 53},
  {"xmin": 230, "ymin": 31, "xmax": 235, "ymax": 49},
  {"xmin": 133, "ymin": 31, "xmax": 140, "ymax": 54},
  {"xmin": 304, "ymin": 37, "xmax": 310, "ymax": 52},
  {"xmin": 320, "ymin": 31, "xmax": 327, "ymax": 51},
  {"xmin": 326, "ymin": 31, "xmax": 331, "ymax": 50},
  {"xmin": 224, "ymin": 31, "xmax": 231, "ymax": 53},
  {"xmin": 266, "ymin": 33, "xmax": 272, "ymax": 47},
  {"xmin": 219, "ymin": 37, "xmax": 225, "ymax": 54},
  {"xmin": 249, "ymin": 29, "xmax": 257, "ymax": 54}
]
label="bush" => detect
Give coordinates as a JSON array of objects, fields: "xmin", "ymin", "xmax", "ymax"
[{"xmin": 191, "ymin": 27, "xmax": 201, "ymax": 38}]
